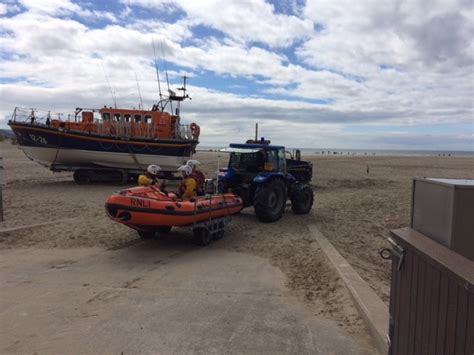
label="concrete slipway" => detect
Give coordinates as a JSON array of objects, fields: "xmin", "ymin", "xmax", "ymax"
[{"xmin": 0, "ymin": 239, "xmax": 374, "ymax": 354}]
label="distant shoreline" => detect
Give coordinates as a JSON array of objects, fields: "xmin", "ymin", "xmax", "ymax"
[{"xmin": 198, "ymin": 146, "xmax": 474, "ymax": 157}]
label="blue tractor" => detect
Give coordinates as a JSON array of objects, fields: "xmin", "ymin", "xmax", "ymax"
[{"xmin": 218, "ymin": 142, "xmax": 314, "ymax": 223}]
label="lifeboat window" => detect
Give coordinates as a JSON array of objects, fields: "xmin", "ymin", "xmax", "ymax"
[
  {"xmin": 114, "ymin": 113, "xmax": 121, "ymax": 122},
  {"xmin": 102, "ymin": 112, "xmax": 110, "ymax": 121},
  {"xmin": 124, "ymin": 114, "xmax": 131, "ymax": 122},
  {"xmin": 144, "ymin": 115, "xmax": 152, "ymax": 123},
  {"xmin": 134, "ymin": 114, "xmax": 142, "ymax": 122}
]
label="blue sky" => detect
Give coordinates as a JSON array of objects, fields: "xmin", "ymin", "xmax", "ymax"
[{"xmin": 0, "ymin": 0, "xmax": 473, "ymax": 150}]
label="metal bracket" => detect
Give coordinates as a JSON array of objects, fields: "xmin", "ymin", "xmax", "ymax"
[{"xmin": 388, "ymin": 237, "xmax": 405, "ymax": 271}]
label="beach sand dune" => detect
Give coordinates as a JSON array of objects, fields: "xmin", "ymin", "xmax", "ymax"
[{"xmin": 1, "ymin": 140, "xmax": 473, "ymax": 336}]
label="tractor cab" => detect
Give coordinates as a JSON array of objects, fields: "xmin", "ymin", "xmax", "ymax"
[
  {"xmin": 218, "ymin": 142, "xmax": 314, "ymax": 222},
  {"xmin": 222, "ymin": 143, "xmax": 287, "ymax": 175}
]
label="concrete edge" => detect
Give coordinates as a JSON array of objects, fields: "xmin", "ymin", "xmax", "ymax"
[
  {"xmin": 0, "ymin": 218, "xmax": 75, "ymax": 234},
  {"xmin": 308, "ymin": 224, "xmax": 389, "ymax": 355}
]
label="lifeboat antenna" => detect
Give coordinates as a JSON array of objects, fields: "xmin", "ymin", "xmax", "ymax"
[
  {"xmin": 152, "ymin": 37, "xmax": 163, "ymax": 110},
  {"xmin": 160, "ymin": 41, "xmax": 174, "ymax": 114},
  {"xmin": 135, "ymin": 72, "xmax": 144, "ymax": 110},
  {"xmin": 177, "ymin": 74, "xmax": 189, "ymax": 99},
  {"xmin": 102, "ymin": 64, "xmax": 117, "ymax": 109}
]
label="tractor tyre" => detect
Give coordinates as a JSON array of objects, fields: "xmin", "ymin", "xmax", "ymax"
[
  {"xmin": 291, "ymin": 184, "xmax": 314, "ymax": 214},
  {"xmin": 254, "ymin": 179, "xmax": 287, "ymax": 223}
]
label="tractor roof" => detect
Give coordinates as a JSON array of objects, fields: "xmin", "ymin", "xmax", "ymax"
[{"xmin": 228, "ymin": 143, "xmax": 285, "ymax": 151}]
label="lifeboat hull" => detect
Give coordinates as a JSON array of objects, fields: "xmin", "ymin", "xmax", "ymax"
[
  {"xmin": 8, "ymin": 123, "xmax": 197, "ymax": 172},
  {"xmin": 105, "ymin": 186, "xmax": 243, "ymax": 230}
]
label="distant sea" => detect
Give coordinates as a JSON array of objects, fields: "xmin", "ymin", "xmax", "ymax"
[
  {"xmin": 298, "ymin": 148, "xmax": 474, "ymax": 157},
  {"xmin": 198, "ymin": 146, "xmax": 474, "ymax": 157}
]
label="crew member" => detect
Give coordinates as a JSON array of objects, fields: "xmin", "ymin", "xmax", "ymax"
[
  {"xmin": 177, "ymin": 164, "xmax": 197, "ymax": 199},
  {"xmin": 186, "ymin": 160, "xmax": 205, "ymax": 195},
  {"xmin": 138, "ymin": 164, "xmax": 161, "ymax": 187}
]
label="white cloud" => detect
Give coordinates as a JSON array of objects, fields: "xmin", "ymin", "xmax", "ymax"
[
  {"xmin": 18, "ymin": 0, "xmax": 117, "ymax": 22},
  {"xmin": 125, "ymin": 0, "xmax": 314, "ymax": 48},
  {"xmin": 0, "ymin": 4, "xmax": 8, "ymax": 15},
  {"xmin": 19, "ymin": 0, "xmax": 81, "ymax": 15},
  {"xmin": 301, "ymin": 0, "xmax": 473, "ymax": 71}
]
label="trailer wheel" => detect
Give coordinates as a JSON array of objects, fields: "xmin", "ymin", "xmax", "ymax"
[
  {"xmin": 254, "ymin": 179, "xmax": 287, "ymax": 223},
  {"xmin": 193, "ymin": 227, "xmax": 212, "ymax": 246},
  {"xmin": 212, "ymin": 222, "xmax": 225, "ymax": 240},
  {"xmin": 291, "ymin": 184, "xmax": 314, "ymax": 214}
]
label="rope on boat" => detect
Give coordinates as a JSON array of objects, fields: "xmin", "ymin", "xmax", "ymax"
[
  {"xmin": 127, "ymin": 145, "xmax": 142, "ymax": 171},
  {"xmin": 193, "ymin": 198, "xmax": 197, "ymax": 227},
  {"xmin": 208, "ymin": 194, "xmax": 212, "ymax": 223},
  {"xmin": 51, "ymin": 127, "xmax": 64, "ymax": 166},
  {"xmin": 222, "ymin": 192, "xmax": 230, "ymax": 217}
]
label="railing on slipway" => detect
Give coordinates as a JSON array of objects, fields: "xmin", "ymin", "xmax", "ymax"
[{"xmin": 10, "ymin": 107, "xmax": 195, "ymax": 141}]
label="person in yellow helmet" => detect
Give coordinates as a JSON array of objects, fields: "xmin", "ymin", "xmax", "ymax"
[
  {"xmin": 177, "ymin": 164, "xmax": 197, "ymax": 199},
  {"xmin": 138, "ymin": 164, "xmax": 161, "ymax": 187}
]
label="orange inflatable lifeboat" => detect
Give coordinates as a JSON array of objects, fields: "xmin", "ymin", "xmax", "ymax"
[{"xmin": 105, "ymin": 185, "xmax": 243, "ymax": 242}]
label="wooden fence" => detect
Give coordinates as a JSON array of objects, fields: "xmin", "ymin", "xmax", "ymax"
[{"xmin": 389, "ymin": 227, "xmax": 474, "ymax": 355}]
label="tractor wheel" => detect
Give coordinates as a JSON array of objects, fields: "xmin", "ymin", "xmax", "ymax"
[
  {"xmin": 193, "ymin": 227, "xmax": 212, "ymax": 246},
  {"xmin": 291, "ymin": 184, "xmax": 314, "ymax": 214},
  {"xmin": 138, "ymin": 230, "xmax": 156, "ymax": 239},
  {"xmin": 254, "ymin": 179, "xmax": 287, "ymax": 223}
]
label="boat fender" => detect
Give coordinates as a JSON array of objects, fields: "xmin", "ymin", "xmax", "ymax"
[{"xmin": 190, "ymin": 122, "xmax": 200, "ymax": 139}]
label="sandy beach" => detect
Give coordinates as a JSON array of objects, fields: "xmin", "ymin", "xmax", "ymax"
[{"xmin": 1, "ymin": 139, "xmax": 473, "ymax": 342}]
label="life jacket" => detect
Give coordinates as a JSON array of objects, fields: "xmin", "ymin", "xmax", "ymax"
[
  {"xmin": 138, "ymin": 173, "xmax": 158, "ymax": 187},
  {"xmin": 179, "ymin": 176, "xmax": 197, "ymax": 199},
  {"xmin": 191, "ymin": 170, "xmax": 205, "ymax": 192}
]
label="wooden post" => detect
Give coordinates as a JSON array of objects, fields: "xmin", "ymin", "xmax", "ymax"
[{"xmin": 0, "ymin": 157, "xmax": 4, "ymax": 221}]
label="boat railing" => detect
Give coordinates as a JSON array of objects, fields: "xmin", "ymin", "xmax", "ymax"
[
  {"xmin": 178, "ymin": 124, "xmax": 194, "ymax": 140},
  {"xmin": 10, "ymin": 107, "xmax": 195, "ymax": 141},
  {"xmin": 10, "ymin": 107, "xmax": 60, "ymax": 126}
]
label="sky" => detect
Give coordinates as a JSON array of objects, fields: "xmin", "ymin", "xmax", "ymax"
[{"xmin": 0, "ymin": 0, "xmax": 473, "ymax": 150}]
